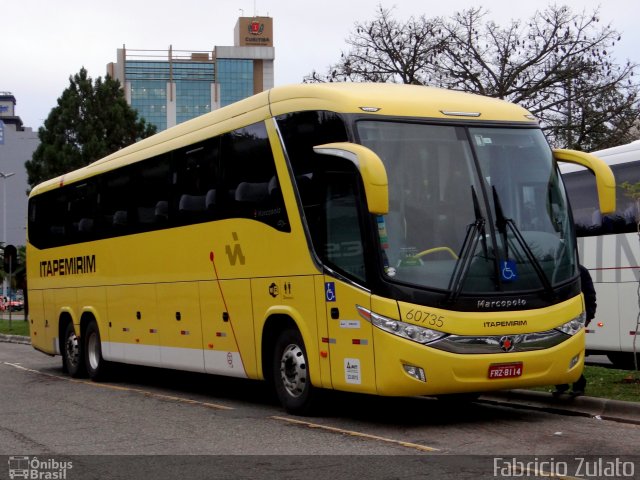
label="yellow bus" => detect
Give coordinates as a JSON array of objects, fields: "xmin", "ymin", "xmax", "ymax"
[{"xmin": 27, "ymin": 83, "xmax": 616, "ymax": 413}]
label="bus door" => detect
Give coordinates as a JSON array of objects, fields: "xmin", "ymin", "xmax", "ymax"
[
  {"xmin": 321, "ymin": 168, "xmax": 377, "ymax": 394},
  {"xmin": 323, "ymin": 277, "xmax": 375, "ymax": 392}
]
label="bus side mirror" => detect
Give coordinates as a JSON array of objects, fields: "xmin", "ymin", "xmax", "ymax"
[
  {"xmin": 313, "ymin": 142, "xmax": 389, "ymax": 215},
  {"xmin": 553, "ymin": 149, "xmax": 616, "ymax": 215}
]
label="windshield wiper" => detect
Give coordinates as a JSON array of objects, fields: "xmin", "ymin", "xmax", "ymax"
[
  {"xmin": 492, "ymin": 187, "xmax": 554, "ymax": 297},
  {"xmin": 446, "ymin": 186, "xmax": 485, "ymax": 304}
]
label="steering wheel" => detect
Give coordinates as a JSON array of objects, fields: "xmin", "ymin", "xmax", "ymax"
[{"xmin": 413, "ymin": 246, "xmax": 459, "ymax": 260}]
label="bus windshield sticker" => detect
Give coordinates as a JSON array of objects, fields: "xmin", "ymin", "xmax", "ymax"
[{"xmin": 500, "ymin": 260, "xmax": 518, "ymax": 282}]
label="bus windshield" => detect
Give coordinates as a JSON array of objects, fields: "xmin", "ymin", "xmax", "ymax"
[{"xmin": 357, "ymin": 121, "xmax": 576, "ymax": 295}]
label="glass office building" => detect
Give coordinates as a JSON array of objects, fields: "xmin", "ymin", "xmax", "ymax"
[{"xmin": 107, "ymin": 17, "xmax": 274, "ymax": 131}]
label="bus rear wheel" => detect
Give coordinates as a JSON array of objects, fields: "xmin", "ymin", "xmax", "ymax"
[
  {"xmin": 62, "ymin": 322, "xmax": 86, "ymax": 378},
  {"xmin": 84, "ymin": 320, "xmax": 109, "ymax": 381},
  {"xmin": 272, "ymin": 328, "xmax": 317, "ymax": 415}
]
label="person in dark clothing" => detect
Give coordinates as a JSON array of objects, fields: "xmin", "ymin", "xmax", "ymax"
[{"xmin": 553, "ymin": 264, "xmax": 597, "ymax": 396}]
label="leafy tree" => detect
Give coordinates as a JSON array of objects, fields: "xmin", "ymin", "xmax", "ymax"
[
  {"xmin": 1, "ymin": 244, "xmax": 25, "ymax": 306},
  {"xmin": 305, "ymin": 5, "xmax": 640, "ymax": 150},
  {"xmin": 26, "ymin": 68, "xmax": 156, "ymax": 188}
]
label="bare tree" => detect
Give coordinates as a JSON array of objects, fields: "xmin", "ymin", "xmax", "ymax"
[
  {"xmin": 439, "ymin": 5, "xmax": 639, "ymax": 148},
  {"xmin": 305, "ymin": 4, "xmax": 639, "ymax": 150},
  {"xmin": 304, "ymin": 6, "xmax": 447, "ymax": 84}
]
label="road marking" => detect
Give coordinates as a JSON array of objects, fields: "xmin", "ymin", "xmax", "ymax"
[
  {"xmin": 3, "ymin": 362, "xmax": 234, "ymax": 411},
  {"xmin": 271, "ymin": 415, "xmax": 439, "ymax": 452}
]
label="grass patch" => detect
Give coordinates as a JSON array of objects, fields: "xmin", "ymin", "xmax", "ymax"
[
  {"xmin": 530, "ymin": 365, "xmax": 640, "ymax": 402},
  {"xmin": 0, "ymin": 318, "xmax": 30, "ymax": 336},
  {"xmin": 582, "ymin": 365, "xmax": 640, "ymax": 402}
]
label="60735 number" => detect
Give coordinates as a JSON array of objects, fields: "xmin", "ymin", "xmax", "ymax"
[{"xmin": 404, "ymin": 309, "xmax": 445, "ymax": 328}]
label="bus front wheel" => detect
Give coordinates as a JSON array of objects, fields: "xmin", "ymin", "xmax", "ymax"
[
  {"xmin": 62, "ymin": 322, "xmax": 86, "ymax": 378},
  {"xmin": 84, "ymin": 320, "xmax": 110, "ymax": 381},
  {"xmin": 272, "ymin": 328, "xmax": 317, "ymax": 415}
]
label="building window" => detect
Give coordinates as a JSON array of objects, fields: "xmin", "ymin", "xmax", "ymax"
[{"xmin": 217, "ymin": 59, "xmax": 253, "ymax": 107}]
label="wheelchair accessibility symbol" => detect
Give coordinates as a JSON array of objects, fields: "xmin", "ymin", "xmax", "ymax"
[
  {"xmin": 325, "ymin": 282, "xmax": 336, "ymax": 302},
  {"xmin": 501, "ymin": 260, "xmax": 518, "ymax": 282}
]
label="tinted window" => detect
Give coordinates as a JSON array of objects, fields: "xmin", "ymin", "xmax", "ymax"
[
  {"xmin": 174, "ymin": 139, "xmax": 219, "ymax": 224},
  {"xmin": 220, "ymin": 122, "xmax": 290, "ymax": 232},
  {"xmin": 276, "ymin": 111, "xmax": 349, "ymax": 254},
  {"xmin": 28, "ymin": 121, "xmax": 289, "ymax": 249},
  {"xmin": 324, "ymin": 168, "xmax": 367, "ymax": 282},
  {"xmin": 563, "ymin": 160, "xmax": 640, "ymax": 237}
]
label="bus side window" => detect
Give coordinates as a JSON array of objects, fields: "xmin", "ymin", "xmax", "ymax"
[
  {"xmin": 562, "ymin": 161, "xmax": 640, "ymax": 237},
  {"xmin": 174, "ymin": 138, "xmax": 220, "ymax": 225},
  {"xmin": 68, "ymin": 182, "xmax": 98, "ymax": 242},
  {"xmin": 136, "ymin": 154, "xmax": 173, "ymax": 227},
  {"xmin": 101, "ymin": 171, "xmax": 133, "ymax": 235},
  {"xmin": 220, "ymin": 122, "xmax": 290, "ymax": 232},
  {"xmin": 322, "ymin": 164, "xmax": 367, "ymax": 283}
]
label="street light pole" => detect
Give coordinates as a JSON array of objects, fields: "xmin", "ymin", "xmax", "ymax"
[{"xmin": 0, "ymin": 171, "xmax": 15, "ymax": 299}]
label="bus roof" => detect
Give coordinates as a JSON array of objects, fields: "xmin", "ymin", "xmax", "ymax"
[
  {"xmin": 560, "ymin": 139, "xmax": 640, "ymax": 173},
  {"xmin": 30, "ymin": 83, "xmax": 537, "ymax": 196}
]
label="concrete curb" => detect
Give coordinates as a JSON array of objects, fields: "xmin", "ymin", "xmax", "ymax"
[
  {"xmin": 2, "ymin": 334, "xmax": 639, "ymax": 423},
  {"xmin": 480, "ymin": 389, "xmax": 640, "ymax": 425},
  {"xmin": 0, "ymin": 333, "xmax": 31, "ymax": 345}
]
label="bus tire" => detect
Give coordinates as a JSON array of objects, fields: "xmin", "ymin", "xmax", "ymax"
[
  {"xmin": 84, "ymin": 320, "xmax": 110, "ymax": 381},
  {"xmin": 62, "ymin": 322, "xmax": 86, "ymax": 378},
  {"xmin": 272, "ymin": 328, "xmax": 317, "ymax": 415}
]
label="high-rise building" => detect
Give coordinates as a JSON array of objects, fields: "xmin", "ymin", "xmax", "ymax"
[
  {"xmin": 107, "ymin": 17, "xmax": 274, "ymax": 131},
  {"xmin": 0, "ymin": 92, "xmax": 38, "ymax": 247}
]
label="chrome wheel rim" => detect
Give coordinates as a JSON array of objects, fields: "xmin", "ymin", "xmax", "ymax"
[
  {"xmin": 279, "ymin": 343, "xmax": 307, "ymax": 398},
  {"xmin": 87, "ymin": 331, "xmax": 100, "ymax": 371}
]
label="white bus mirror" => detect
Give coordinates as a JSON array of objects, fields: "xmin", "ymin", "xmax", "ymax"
[
  {"xmin": 554, "ymin": 149, "xmax": 616, "ymax": 215},
  {"xmin": 313, "ymin": 142, "xmax": 389, "ymax": 215}
]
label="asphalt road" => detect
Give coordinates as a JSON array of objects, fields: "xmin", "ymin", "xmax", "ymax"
[{"xmin": 1, "ymin": 342, "xmax": 640, "ymax": 479}]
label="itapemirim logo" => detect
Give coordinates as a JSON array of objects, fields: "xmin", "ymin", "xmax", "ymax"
[{"xmin": 8, "ymin": 456, "xmax": 73, "ymax": 479}]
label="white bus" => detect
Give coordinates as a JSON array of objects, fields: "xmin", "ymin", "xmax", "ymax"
[{"xmin": 562, "ymin": 140, "xmax": 640, "ymax": 369}]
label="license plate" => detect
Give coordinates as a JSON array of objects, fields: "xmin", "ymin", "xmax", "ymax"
[{"xmin": 488, "ymin": 362, "xmax": 523, "ymax": 379}]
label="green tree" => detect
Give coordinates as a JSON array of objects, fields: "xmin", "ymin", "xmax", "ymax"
[{"xmin": 26, "ymin": 67, "xmax": 156, "ymax": 188}]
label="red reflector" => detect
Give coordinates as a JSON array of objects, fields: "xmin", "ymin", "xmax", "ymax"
[
  {"xmin": 322, "ymin": 337, "xmax": 329, "ymax": 343},
  {"xmin": 352, "ymin": 339, "xmax": 361, "ymax": 345},
  {"xmin": 597, "ymin": 322, "xmax": 604, "ymax": 327}
]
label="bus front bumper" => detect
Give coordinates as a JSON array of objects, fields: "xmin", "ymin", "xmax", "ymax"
[{"xmin": 373, "ymin": 328, "xmax": 584, "ymax": 396}]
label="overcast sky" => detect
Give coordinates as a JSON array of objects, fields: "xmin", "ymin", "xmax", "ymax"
[{"xmin": 2, "ymin": 0, "xmax": 639, "ymax": 130}]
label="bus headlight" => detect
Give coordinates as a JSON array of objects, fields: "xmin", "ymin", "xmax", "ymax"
[
  {"xmin": 356, "ymin": 305, "xmax": 447, "ymax": 345},
  {"xmin": 555, "ymin": 311, "xmax": 586, "ymax": 336}
]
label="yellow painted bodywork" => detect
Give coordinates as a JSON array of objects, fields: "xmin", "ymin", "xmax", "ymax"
[{"xmin": 28, "ymin": 83, "xmax": 587, "ymax": 396}]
